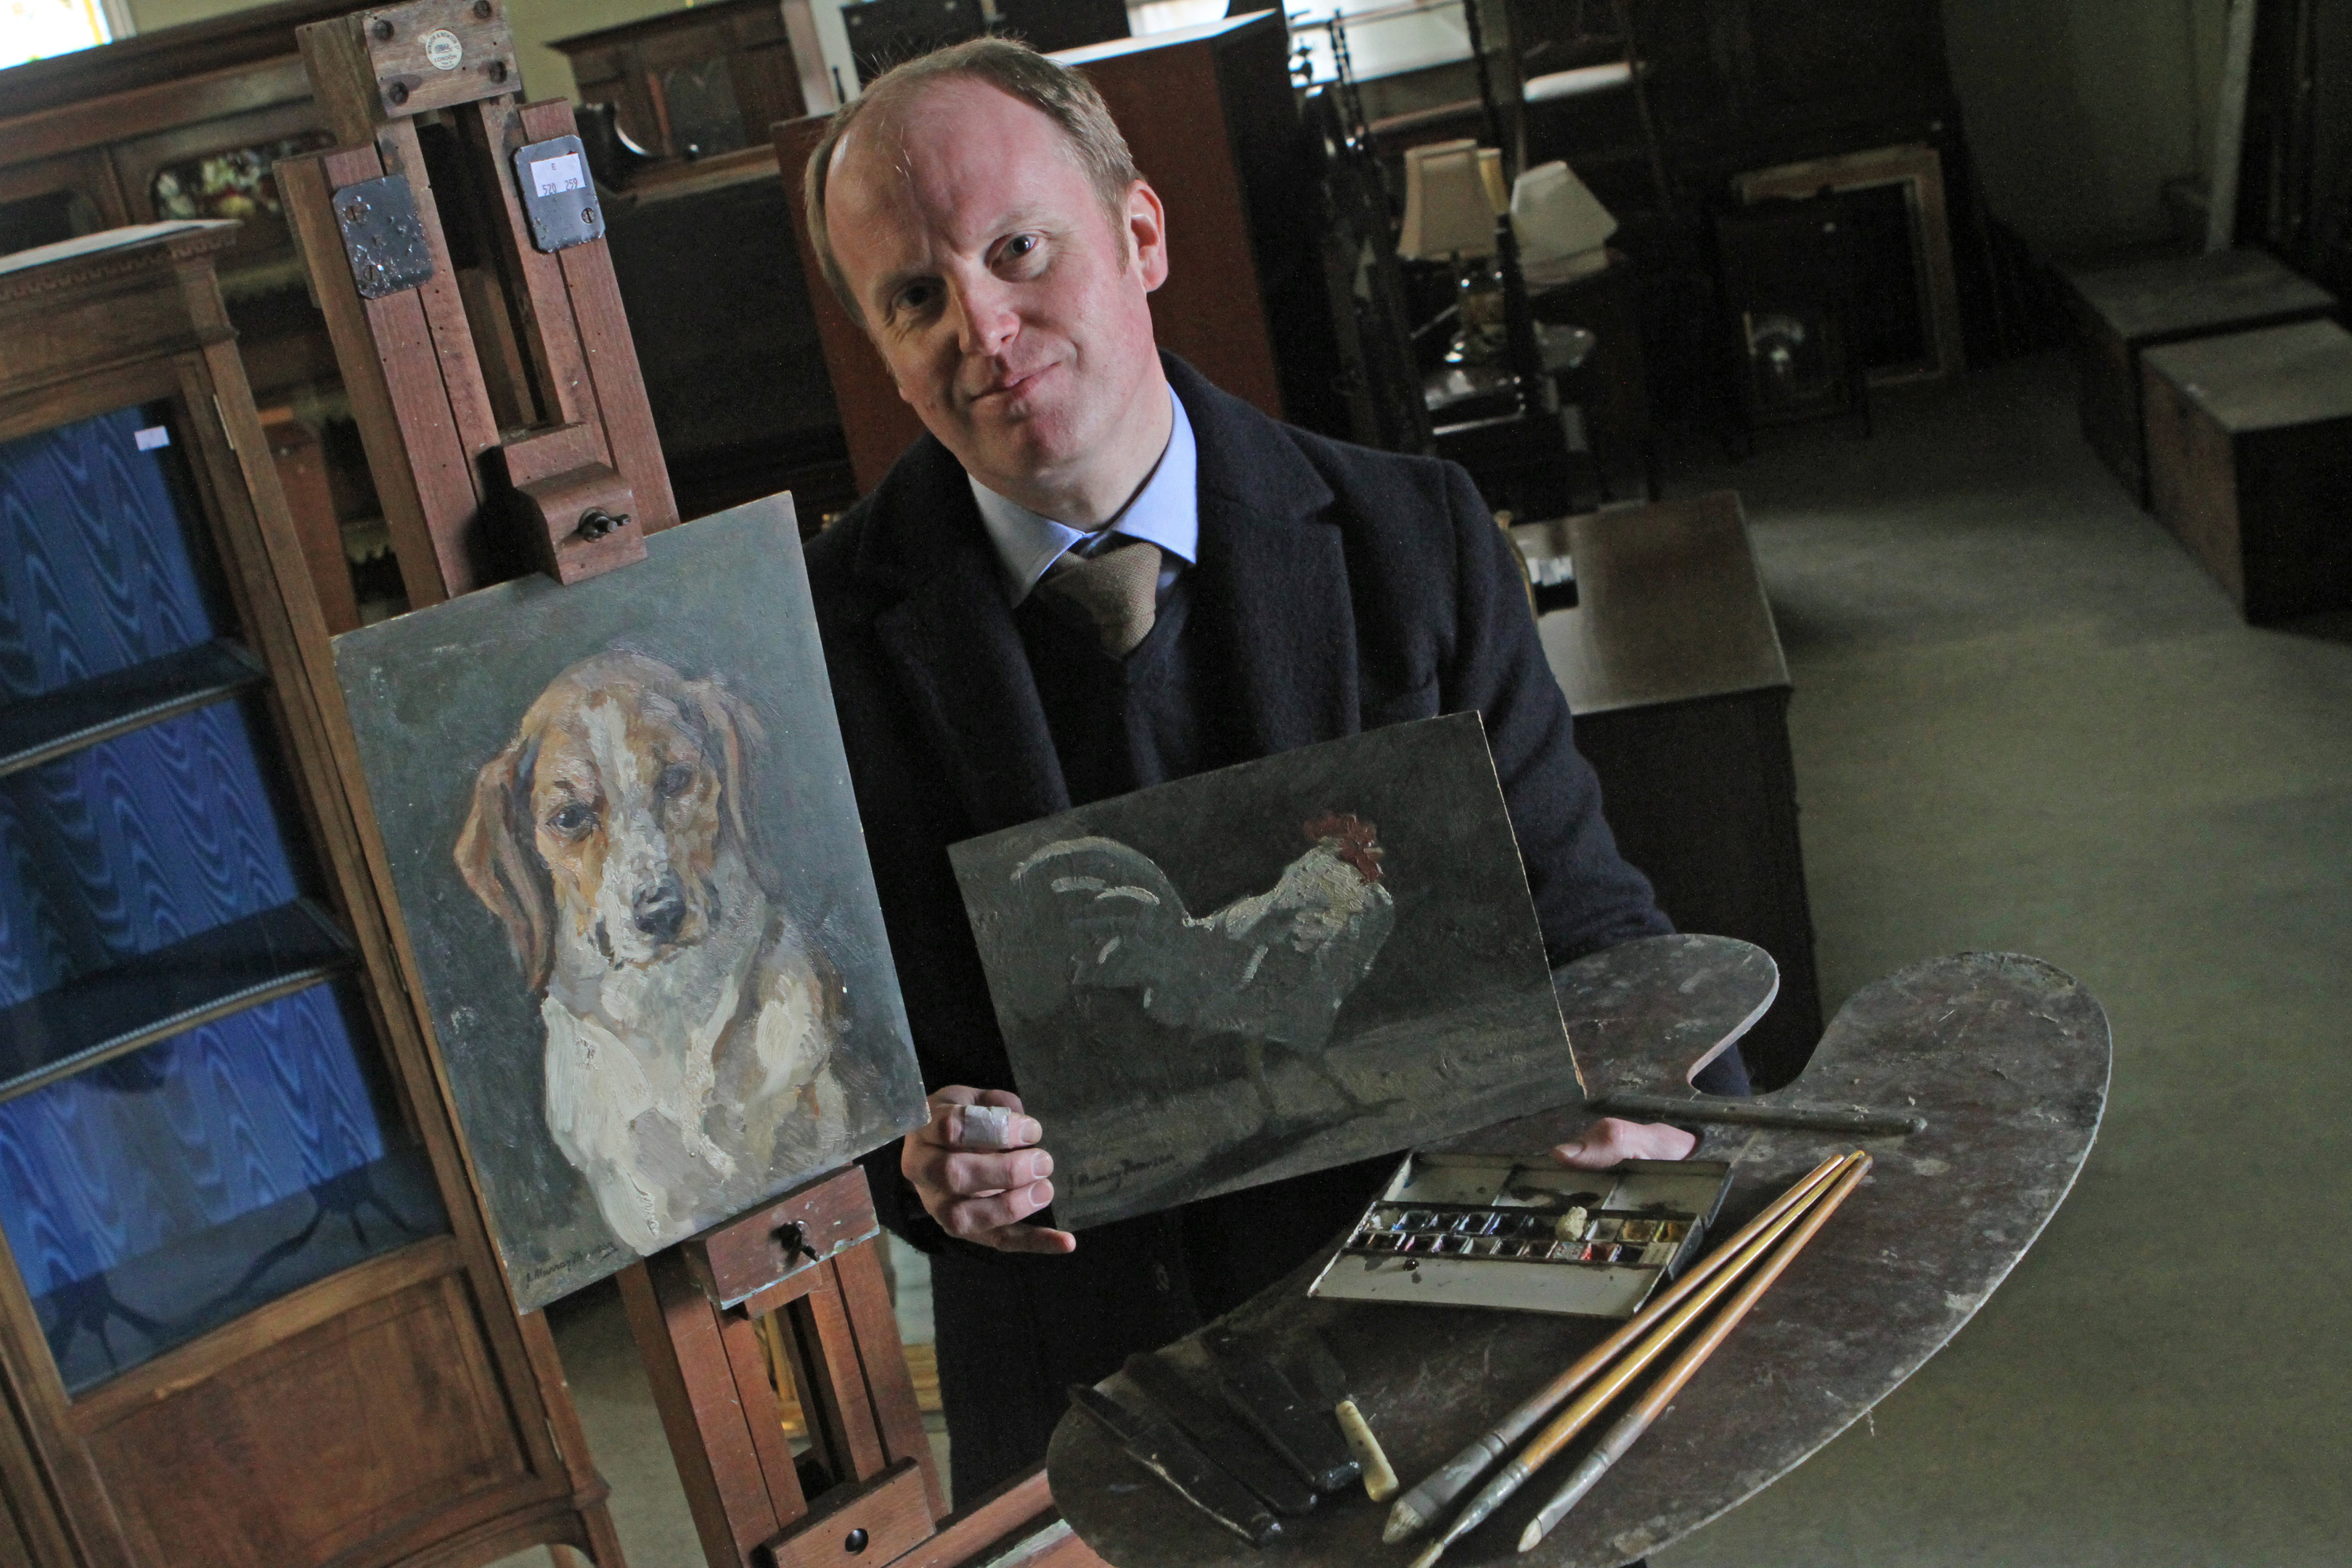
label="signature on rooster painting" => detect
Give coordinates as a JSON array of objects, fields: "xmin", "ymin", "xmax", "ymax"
[
  {"xmin": 1009, "ymin": 814, "xmax": 1395, "ymax": 1126},
  {"xmin": 454, "ymin": 650, "xmax": 867, "ymax": 1255}
]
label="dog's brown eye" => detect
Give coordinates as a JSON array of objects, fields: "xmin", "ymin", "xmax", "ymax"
[
  {"xmin": 547, "ymin": 803, "xmax": 596, "ymax": 837},
  {"xmin": 658, "ymin": 763, "xmax": 695, "ymax": 800}
]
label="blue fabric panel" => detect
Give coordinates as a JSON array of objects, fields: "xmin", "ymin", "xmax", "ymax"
[
  {"xmin": 0, "ymin": 983, "xmax": 389, "ymax": 1296},
  {"xmin": 0, "ymin": 702, "xmax": 301, "ymax": 1008},
  {"xmin": 0, "ymin": 404, "xmax": 221, "ymax": 703}
]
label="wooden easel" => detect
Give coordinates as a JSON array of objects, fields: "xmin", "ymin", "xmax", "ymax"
[{"xmin": 275, "ymin": 6, "xmax": 1095, "ymax": 1565}]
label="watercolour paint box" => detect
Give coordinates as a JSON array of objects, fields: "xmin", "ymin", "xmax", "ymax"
[{"xmin": 1307, "ymin": 1153, "xmax": 1734, "ymax": 1318}]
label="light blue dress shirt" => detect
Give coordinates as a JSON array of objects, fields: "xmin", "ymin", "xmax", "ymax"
[{"xmin": 968, "ymin": 383, "xmax": 1198, "ymax": 603}]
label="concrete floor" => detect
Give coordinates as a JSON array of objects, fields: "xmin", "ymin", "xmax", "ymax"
[
  {"xmin": 505, "ymin": 353, "xmax": 2352, "ymax": 1565},
  {"xmin": 1653, "ymin": 356, "xmax": 2352, "ymax": 1567}
]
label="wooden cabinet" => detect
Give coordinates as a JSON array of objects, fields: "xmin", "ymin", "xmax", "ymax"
[
  {"xmin": 1526, "ymin": 491, "xmax": 1823, "ymax": 1089},
  {"xmin": 0, "ymin": 1, "xmax": 408, "ymax": 629},
  {"xmin": 551, "ymin": 0, "xmax": 823, "ymax": 163},
  {"xmin": 0, "ymin": 224, "xmax": 616, "ymax": 1568}
]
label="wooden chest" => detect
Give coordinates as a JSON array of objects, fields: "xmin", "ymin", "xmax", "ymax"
[
  {"xmin": 2065, "ymin": 249, "xmax": 2335, "ymax": 503},
  {"xmin": 2141, "ymin": 318, "xmax": 2352, "ymax": 623}
]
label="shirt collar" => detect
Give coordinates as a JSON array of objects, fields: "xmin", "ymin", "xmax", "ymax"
[{"xmin": 968, "ymin": 383, "xmax": 1198, "ymax": 603}]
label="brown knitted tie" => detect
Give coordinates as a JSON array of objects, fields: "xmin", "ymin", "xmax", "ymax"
[{"xmin": 1036, "ymin": 536, "xmax": 1163, "ymax": 656}]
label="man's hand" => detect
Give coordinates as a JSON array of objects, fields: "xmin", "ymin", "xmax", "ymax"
[
  {"xmin": 902, "ymin": 1087, "xmax": 1078, "ymax": 1254},
  {"xmin": 1551, "ymin": 1116, "xmax": 1697, "ymax": 1169}
]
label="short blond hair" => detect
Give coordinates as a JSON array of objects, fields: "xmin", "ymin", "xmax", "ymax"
[{"xmin": 802, "ymin": 37, "xmax": 1141, "ymax": 321}]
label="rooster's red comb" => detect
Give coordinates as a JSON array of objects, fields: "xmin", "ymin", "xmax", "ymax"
[{"xmin": 1303, "ymin": 812, "xmax": 1383, "ymax": 883}]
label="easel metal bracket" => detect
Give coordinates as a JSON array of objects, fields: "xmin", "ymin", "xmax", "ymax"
[{"xmin": 332, "ymin": 173, "xmax": 434, "ymax": 298}]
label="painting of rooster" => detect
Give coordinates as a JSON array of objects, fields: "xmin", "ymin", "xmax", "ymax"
[
  {"xmin": 1012, "ymin": 812, "xmax": 1396, "ymax": 1123},
  {"xmin": 953, "ymin": 716, "xmax": 1576, "ymax": 1231}
]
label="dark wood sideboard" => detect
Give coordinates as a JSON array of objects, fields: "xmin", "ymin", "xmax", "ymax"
[{"xmin": 1524, "ymin": 491, "xmax": 1824, "ymax": 1088}]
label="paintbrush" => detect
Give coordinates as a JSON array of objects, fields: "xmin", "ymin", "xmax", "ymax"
[
  {"xmin": 1384, "ymin": 1151, "xmax": 1850, "ymax": 1545},
  {"xmin": 1399, "ymin": 1152, "xmax": 1865, "ymax": 1568},
  {"xmin": 1591, "ymin": 1092, "xmax": 1925, "ymax": 1137},
  {"xmin": 1516, "ymin": 1151, "xmax": 1875, "ymax": 1552}
]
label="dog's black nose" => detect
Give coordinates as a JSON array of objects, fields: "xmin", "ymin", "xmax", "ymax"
[{"xmin": 634, "ymin": 881, "xmax": 686, "ymax": 942}]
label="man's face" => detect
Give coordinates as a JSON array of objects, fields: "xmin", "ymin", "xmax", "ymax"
[{"xmin": 822, "ymin": 77, "xmax": 1169, "ymax": 505}]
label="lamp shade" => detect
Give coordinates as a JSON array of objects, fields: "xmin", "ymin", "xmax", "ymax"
[
  {"xmin": 1512, "ymin": 159, "xmax": 1617, "ymax": 286},
  {"xmin": 1398, "ymin": 139, "xmax": 1506, "ymax": 261}
]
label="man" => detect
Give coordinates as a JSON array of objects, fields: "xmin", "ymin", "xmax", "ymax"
[{"xmin": 799, "ymin": 39, "xmax": 1741, "ymax": 1498}]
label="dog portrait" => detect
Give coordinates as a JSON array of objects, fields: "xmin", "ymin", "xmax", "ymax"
[
  {"xmin": 334, "ymin": 499, "xmax": 924, "ymax": 1309},
  {"xmin": 454, "ymin": 650, "xmax": 881, "ymax": 1254},
  {"xmin": 952, "ymin": 715, "xmax": 1575, "ymax": 1231}
]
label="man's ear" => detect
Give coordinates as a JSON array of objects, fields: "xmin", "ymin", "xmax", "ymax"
[
  {"xmin": 1127, "ymin": 178, "xmax": 1170, "ymax": 293},
  {"xmin": 454, "ymin": 737, "xmax": 554, "ymax": 991}
]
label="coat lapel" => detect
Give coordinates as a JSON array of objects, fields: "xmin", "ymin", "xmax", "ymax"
[
  {"xmin": 1169, "ymin": 358, "xmax": 1359, "ymax": 757},
  {"xmin": 857, "ymin": 441, "xmax": 1070, "ymax": 833}
]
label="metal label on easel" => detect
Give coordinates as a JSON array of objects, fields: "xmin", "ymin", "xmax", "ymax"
[
  {"xmin": 513, "ymin": 134, "xmax": 603, "ymax": 253},
  {"xmin": 331, "ymin": 173, "xmax": 435, "ymax": 299}
]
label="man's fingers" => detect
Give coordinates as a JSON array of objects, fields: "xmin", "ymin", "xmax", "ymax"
[
  {"xmin": 938, "ymin": 1148, "xmax": 1053, "ymax": 1195},
  {"xmin": 1551, "ymin": 1116, "xmax": 1699, "ymax": 1169},
  {"xmin": 942, "ymin": 1178, "xmax": 1055, "ymax": 1238},
  {"xmin": 988, "ymin": 1222, "xmax": 1079, "ymax": 1254}
]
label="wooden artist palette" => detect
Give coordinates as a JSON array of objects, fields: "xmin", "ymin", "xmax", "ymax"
[
  {"xmin": 1308, "ymin": 1156, "xmax": 1732, "ymax": 1317},
  {"xmin": 1049, "ymin": 935, "xmax": 2112, "ymax": 1568}
]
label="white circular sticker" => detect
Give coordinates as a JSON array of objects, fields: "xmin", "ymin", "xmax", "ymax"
[{"xmin": 425, "ymin": 28, "xmax": 462, "ymax": 70}]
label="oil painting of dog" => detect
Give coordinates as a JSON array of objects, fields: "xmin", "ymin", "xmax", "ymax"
[
  {"xmin": 332, "ymin": 498, "xmax": 923, "ymax": 1310},
  {"xmin": 455, "ymin": 650, "xmax": 875, "ymax": 1254}
]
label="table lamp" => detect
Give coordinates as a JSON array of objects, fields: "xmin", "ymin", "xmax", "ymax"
[{"xmin": 1397, "ymin": 138, "xmax": 1511, "ymax": 364}]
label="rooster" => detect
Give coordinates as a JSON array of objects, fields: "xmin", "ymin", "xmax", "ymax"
[{"xmin": 1003, "ymin": 813, "xmax": 1396, "ymax": 1124}]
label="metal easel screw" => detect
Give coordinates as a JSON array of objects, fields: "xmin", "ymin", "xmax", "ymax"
[
  {"xmin": 474, "ymin": 0, "xmax": 494, "ymax": 15},
  {"xmin": 486, "ymin": 59, "xmax": 507, "ymax": 81},
  {"xmin": 576, "ymin": 508, "xmax": 630, "ymax": 542},
  {"xmin": 371, "ymin": 17, "xmax": 394, "ymax": 39},
  {"xmin": 843, "ymin": 1528, "xmax": 869, "ymax": 1554},
  {"xmin": 387, "ymin": 81, "xmax": 410, "ymax": 105}
]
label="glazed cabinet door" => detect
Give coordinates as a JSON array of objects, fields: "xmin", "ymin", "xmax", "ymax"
[{"xmin": 0, "ymin": 226, "xmax": 615, "ymax": 1568}]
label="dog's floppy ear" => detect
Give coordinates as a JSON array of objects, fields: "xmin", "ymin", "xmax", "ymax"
[
  {"xmin": 454, "ymin": 736, "xmax": 554, "ymax": 991},
  {"xmin": 684, "ymin": 677, "xmax": 766, "ymax": 857}
]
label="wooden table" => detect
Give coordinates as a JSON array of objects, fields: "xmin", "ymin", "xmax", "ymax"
[
  {"xmin": 1045, "ymin": 936, "xmax": 2112, "ymax": 1568},
  {"xmin": 2064, "ymin": 248, "xmax": 2336, "ymax": 504},
  {"xmin": 1517, "ymin": 492, "xmax": 1821, "ymax": 1090}
]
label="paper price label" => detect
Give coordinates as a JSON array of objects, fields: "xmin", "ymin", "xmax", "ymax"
[
  {"xmin": 425, "ymin": 28, "xmax": 462, "ymax": 70},
  {"xmin": 531, "ymin": 152, "xmax": 587, "ymax": 197}
]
